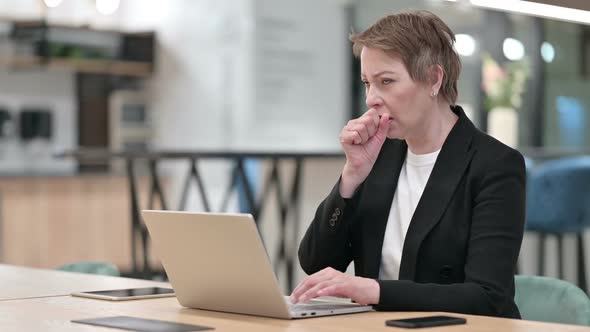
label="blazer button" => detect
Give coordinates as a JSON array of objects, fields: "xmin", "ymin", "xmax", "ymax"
[
  {"xmin": 329, "ymin": 216, "xmax": 337, "ymax": 227},
  {"xmin": 334, "ymin": 208, "xmax": 341, "ymax": 216}
]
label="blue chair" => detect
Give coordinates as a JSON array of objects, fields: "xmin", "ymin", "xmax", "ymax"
[
  {"xmin": 523, "ymin": 156, "xmax": 535, "ymax": 196},
  {"xmin": 237, "ymin": 158, "xmax": 260, "ymax": 213},
  {"xmin": 526, "ymin": 156, "xmax": 590, "ymax": 292},
  {"xmin": 516, "ymin": 156, "xmax": 535, "ymax": 274},
  {"xmin": 515, "ymin": 275, "xmax": 590, "ymax": 326},
  {"xmin": 523, "ymin": 156, "xmax": 535, "ymax": 176},
  {"xmin": 56, "ymin": 261, "xmax": 120, "ymax": 277}
]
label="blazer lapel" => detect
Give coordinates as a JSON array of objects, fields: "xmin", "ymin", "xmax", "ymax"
[
  {"xmin": 362, "ymin": 139, "xmax": 407, "ymax": 279},
  {"xmin": 398, "ymin": 107, "xmax": 477, "ymax": 280}
]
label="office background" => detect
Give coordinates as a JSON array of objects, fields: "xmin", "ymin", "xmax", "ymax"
[{"xmin": 0, "ymin": 0, "xmax": 589, "ymax": 294}]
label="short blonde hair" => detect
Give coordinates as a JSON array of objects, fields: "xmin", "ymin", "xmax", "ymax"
[{"xmin": 350, "ymin": 10, "xmax": 461, "ymax": 104}]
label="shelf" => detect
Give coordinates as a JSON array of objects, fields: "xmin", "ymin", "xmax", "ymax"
[
  {"xmin": 0, "ymin": 56, "xmax": 153, "ymax": 77},
  {"xmin": 0, "ymin": 18, "xmax": 155, "ymax": 77}
]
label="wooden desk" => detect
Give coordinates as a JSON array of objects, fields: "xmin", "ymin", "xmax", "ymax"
[
  {"xmin": 1, "ymin": 296, "xmax": 590, "ymax": 331},
  {"xmin": 1, "ymin": 265, "xmax": 589, "ymax": 331},
  {"xmin": 0, "ymin": 264, "xmax": 169, "ymax": 300}
]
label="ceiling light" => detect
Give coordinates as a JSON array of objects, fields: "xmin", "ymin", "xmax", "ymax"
[
  {"xmin": 503, "ymin": 38, "xmax": 525, "ymax": 61},
  {"xmin": 455, "ymin": 34, "xmax": 476, "ymax": 56},
  {"xmin": 96, "ymin": 0, "xmax": 120, "ymax": 15},
  {"xmin": 470, "ymin": 0, "xmax": 590, "ymax": 25},
  {"xmin": 541, "ymin": 42, "xmax": 555, "ymax": 63},
  {"xmin": 44, "ymin": 0, "xmax": 63, "ymax": 8}
]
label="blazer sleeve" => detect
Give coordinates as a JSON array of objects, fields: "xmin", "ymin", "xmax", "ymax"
[
  {"xmin": 375, "ymin": 148, "xmax": 526, "ymax": 318},
  {"xmin": 298, "ymin": 176, "xmax": 361, "ymax": 275}
]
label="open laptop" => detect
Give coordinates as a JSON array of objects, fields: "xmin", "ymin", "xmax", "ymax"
[{"xmin": 141, "ymin": 210, "xmax": 373, "ymax": 319}]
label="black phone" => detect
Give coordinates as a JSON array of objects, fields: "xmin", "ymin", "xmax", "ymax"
[{"xmin": 385, "ymin": 315, "xmax": 466, "ymax": 328}]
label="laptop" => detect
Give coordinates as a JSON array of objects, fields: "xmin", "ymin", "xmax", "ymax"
[{"xmin": 141, "ymin": 210, "xmax": 373, "ymax": 319}]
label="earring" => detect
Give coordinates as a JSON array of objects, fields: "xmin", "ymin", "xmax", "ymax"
[{"xmin": 431, "ymin": 91, "xmax": 438, "ymax": 97}]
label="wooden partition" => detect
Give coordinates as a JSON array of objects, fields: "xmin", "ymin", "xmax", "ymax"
[{"xmin": 0, "ymin": 175, "xmax": 161, "ymax": 272}]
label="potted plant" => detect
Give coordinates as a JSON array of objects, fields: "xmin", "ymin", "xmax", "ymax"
[{"xmin": 482, "ymin": 53, "xmax": 530, "ymax": 147}]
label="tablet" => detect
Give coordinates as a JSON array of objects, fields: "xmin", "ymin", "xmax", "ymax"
[
  {"xmin": 72, "ymin": 316, "xmax": 213, "ymax": 331},
  {"xmin": 71, "ymin": 287, "xmax": 175, "ymax": 301}
]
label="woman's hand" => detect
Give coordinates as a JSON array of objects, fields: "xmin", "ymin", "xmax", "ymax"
[
  {"xmin": 339, "ymin": 109, "xmax": 391, "ymax": 198},
  {"xmin": 290, "ymin": 267, "xmax": 380, "ymax": 305}
]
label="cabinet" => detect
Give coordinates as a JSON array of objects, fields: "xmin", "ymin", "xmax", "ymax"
[{"xmin": 0, "ymin": 175, "xmax": 162, "ymax": 272}]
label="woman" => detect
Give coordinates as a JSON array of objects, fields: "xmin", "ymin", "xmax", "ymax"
[{"xmin": 290, "ymin": 10, "xmax": 525, "ymax": 318}]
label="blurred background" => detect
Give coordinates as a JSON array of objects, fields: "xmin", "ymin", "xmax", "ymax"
[{"xmin": 0, "ymin": 0, "xmax": 589, "ymax": 294}]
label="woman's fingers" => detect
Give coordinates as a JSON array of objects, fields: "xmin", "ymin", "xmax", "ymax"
[
  {"xmin": 291, "ymin": 268, "xmax": 333, "ymax": 303},
  {"xmin": 290, "ymin": 267, "xmax": 338, "ymax": 303},
  {"xmin": 292, "ymin": 270, "xmax": 380, "ymax": 305},
  {"xmin": 341, "ymin": 115, "xmax": 379, "ymax": 145},
  {"xmin": 347, "ymin": 124, "xmax": 369, "ymax": 143},
  {"xmin": 297, "ymin": 279, "xmax": 339, "ymax": 303},
  {"xmin": 339, "ymin": 130, "xmax": 362, "ymax": 145}
]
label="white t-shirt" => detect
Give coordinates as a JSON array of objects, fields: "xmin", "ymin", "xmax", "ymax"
[{"xmin": 379, "ymin": 147, "xmax": 440, "ymax": 280}]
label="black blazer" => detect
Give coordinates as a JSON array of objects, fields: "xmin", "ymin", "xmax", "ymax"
[{"xmin": 298, "ymin": 106, "xmax": 525, "ymax": 318}]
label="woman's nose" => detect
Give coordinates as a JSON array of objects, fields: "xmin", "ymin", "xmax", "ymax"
[{"xmin": 365, "ymin": 87, "xmax": 383, "ymax": 108}]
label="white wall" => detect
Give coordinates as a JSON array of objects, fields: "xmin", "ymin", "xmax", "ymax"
[
  {"xmin": 119, "ymin": 0, "xmax": 349, "ymax": 153},
  {"xmin": 0, "ymin": 0, "xmax": 78, "ymax": 174},
  {"xmin": 0, "ymin": 70, "xmax": 76, "ymax": 174},
  {"xmin": 119, "ymin": 0, "xmax": 252, "ymax": 152},
  {"xmin": 233, "ymin": 0, "xmax": 349, "ymax": 151},
  {"xmin": 0, "ymin": 0, "xmax": 122, "ymax": 26},
  {"xmin": 113, "ymin": 0, "xmax": 254, "ymax": 213},
  {"xmin": 0, "ymin": 0, "xmax": 41, "ymax": 19}
]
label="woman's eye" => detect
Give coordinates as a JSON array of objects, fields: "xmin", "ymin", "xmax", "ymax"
[
  {"xmin": 382, "ymin": 79, "xmax": 393, "ymax": 84},
  {"xmin": 362, "ymin": 80, "xmax": 370, "ymax": 88}
]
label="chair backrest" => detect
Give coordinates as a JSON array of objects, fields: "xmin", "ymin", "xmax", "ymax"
[
  {"xmin": 523, "ymin": 156, "xmax": 534, "ymax": 175},
  {"xmin": 515, "ymin": 275, "xmax": 590, "ymax": 326},
  {"xmin": 56, "ymin": 261, "xmax": 120, "ymax": 277},
  {"xmin": 526, "ymin": 156, "xmax": 590, "ymax": 232}
]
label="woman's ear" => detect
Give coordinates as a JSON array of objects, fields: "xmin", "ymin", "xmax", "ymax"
[{"xmin": 429, "ymin": 64, "xmax": 444, "ymax": 96}]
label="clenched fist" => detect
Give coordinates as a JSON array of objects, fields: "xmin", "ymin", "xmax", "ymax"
[{"xmin": 339, "ymin": 109, "xmax": 392, "ymax": 198}]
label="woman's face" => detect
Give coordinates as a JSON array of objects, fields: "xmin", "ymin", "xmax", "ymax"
[{"xmin": 360, "ymin": 47, "xmax": 434, "ymax": 140}]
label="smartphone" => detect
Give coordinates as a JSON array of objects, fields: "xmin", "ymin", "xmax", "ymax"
[
  {"xmin": 385, "ymin": 315, "xmax": 466, "ymax": 328},
  {"xmin": 71, "ymin": 287, "xmax": 175, "ymax": 301}
]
